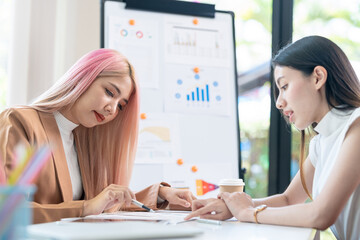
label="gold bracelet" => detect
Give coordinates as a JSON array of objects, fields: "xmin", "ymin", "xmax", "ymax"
[{"xmin": 253, "ymin": 204, "xmax": 267, "ymax": 224}]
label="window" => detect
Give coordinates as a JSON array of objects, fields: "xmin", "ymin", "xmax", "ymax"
[{"xmin": 239, "ymin": 83, "xmax": 271, "ymax": 197}]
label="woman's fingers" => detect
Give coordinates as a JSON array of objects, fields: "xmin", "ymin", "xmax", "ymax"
[
  {"xmin": 104, "ymin": 185, "xmax": 135, "ymax": 209},
  {"xmin": 176, "ymin": 199, "xmax": 191, "ymax": 208},
  {"xmin": 185, "ymin": 203, "xmax": 215, "ymax": 220},
  {"xmin": 122, "ymin": 190, "xmax": 133, "ymax": 207},
  {"xmin": 178, "ymin": 191, "xmax": 195, "ymax": 207},
  {"xmin": 191, "ymin": 199, "xmax": 211, "ymax": 211},
  {"xmin": 191, "ymin": 193, "xmax": 197, "ymax": 200},
  {"xmin": 160, "ymin": 188, "xmax": 196, "ymax": 207},
  {"xmin": 185, "ymin": 198, "xmax": 233, "ymax": 221},
  {"xmin": 83, "ymin": 184, "xmax": 136, "ymax": 216},
  {"xmin": 183, "ymin": 191, "xmax": 194, "ymax": 202}
]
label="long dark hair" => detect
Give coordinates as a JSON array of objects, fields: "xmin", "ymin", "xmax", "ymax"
[{"xmin": 272, "ymin": 35, "xmax": 360, "ymax": 199}]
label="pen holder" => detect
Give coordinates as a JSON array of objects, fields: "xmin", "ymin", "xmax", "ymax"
[{"xmin": 0, "ymin": 185, "xmax": 36, "ymax": 240}]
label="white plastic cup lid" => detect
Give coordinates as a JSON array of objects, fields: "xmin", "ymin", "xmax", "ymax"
[{"xmin": 219, "ymin": 179, "xmax": 245, "ymax": 186}]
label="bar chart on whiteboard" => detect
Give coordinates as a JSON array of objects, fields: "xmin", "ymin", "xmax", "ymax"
[{"xmin": 164, "ymin": 64, "xmax": 230, "ymax": 116}]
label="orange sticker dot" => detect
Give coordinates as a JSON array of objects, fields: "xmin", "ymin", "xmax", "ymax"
[
  {"xmin": 129, "ymin": 19, "xmax": 135, "ymax": 26},
  {"xmin": 140, "ymin": 113, "xmax": 147, "ymax": 119},
  {"xmin": 191, "ymin": 165, "xmax": 198, "ymax": 172},
  {"xmin": 177, "ymin": 159, "xmax": 184, "ymax": 165},
  {"xmin": 193, "ymin": 67, "xmax": 200, "ymax": 73},
  {"xmin": 192, "ymin": 18, "xmax": 199, "ymax": 25}
]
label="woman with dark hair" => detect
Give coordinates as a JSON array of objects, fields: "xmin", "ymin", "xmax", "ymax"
[{"xmin": 185, "ymin": 36, "xmax": 360, "ymax": 239}]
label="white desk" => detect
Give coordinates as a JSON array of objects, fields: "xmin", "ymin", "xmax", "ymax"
[
  {"xmin": 170, "ymin": 220, "xmax": 315, "ymax": 240},
  {"xmin": 28, "ymin": 220, "xmax": 314, "ymax": 240},
  {"xmin": 27, "ymin": 210, "xmax": 315, "ymax": 240}
]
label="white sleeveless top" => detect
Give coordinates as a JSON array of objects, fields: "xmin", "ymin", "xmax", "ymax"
[{"xmin": 309, "ymin": 107, "xmax": 360, "ymax": 240}]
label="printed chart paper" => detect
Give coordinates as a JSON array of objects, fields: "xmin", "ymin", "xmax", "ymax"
[
  {"xmin": 136, "ymin": 113, "xmax": 181, "ymax": 164},
  {"xmin": 108, "ymin": 15, "xmax": 160, "ymax": 88}
]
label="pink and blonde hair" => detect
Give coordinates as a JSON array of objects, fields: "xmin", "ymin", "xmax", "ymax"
[{"xmin": 31, "ymin": 49, "xmax": 140, "ymax": 198}]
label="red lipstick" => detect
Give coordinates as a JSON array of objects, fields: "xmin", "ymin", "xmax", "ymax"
[{"xmin": 94, "ymin": 111, "xmax": 105, "ymax": 122}]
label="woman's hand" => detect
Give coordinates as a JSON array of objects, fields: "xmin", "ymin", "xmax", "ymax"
[
  {"xmin": 82, "ymin": 184, "xmax": 135, "ymax": 216},
  {"xmin": 184, "ymin": 198, "xmax": 233, "ymax": 220},
  {"xmin": 158, "ymin": 186, "xmax": 196, "ymax": 208},
  {"xmin": 219, "ymin": 192, "xmax": 255, "ymax": 221}
]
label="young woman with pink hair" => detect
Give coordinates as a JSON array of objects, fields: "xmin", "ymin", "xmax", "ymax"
[{"xmin": 0, "ymin": 49, "xmax": 195, "ymax": 223}]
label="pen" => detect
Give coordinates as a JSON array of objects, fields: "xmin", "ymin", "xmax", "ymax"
[
  {"xmin": 131, "ymin": 199, "xmax": 155, "ymax": 213},
  {"xmin": 196, "ymin": 219, "xmax": 222, "ymax": 225}
]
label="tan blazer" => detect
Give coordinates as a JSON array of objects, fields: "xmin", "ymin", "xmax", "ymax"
[{"xmin": 0, "ymin": 108, "xmax": 167, "ymax": 223}]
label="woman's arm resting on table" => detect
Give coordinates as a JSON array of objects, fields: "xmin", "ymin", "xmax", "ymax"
[
  {"xmin": 223, "ymin": 119, "xmax": 360, "ymax": 229},
  {"xmin": 185, "ymin": 155, "xmax": 315, "ymax": 221}
]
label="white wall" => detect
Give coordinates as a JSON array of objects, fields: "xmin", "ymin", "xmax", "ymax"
[{"xmin": 8, "ymin": 0, "xmax": 100, "ymax": 106}]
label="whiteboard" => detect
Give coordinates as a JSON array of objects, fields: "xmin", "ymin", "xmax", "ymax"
[{"xmin": 102, "ymin": 0, "xmax": 240, "ymax": 198}]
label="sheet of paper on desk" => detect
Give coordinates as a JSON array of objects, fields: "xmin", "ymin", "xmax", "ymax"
[{"xmin": 84, "ymin": 210, "xmax": 189, "ymax": 224}]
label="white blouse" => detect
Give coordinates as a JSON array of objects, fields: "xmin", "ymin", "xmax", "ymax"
[
  {"xmin": 309, "ymin": 107, "xmax": 360, "ymax": 240},
  {"xmin": 53, "ymin": 111, "xmax": 83, "ymax": 200}
]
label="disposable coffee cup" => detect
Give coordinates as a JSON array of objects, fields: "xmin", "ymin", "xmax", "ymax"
[{"xmin": 219, "ymin": 179, "xmax": 245, "ymax": 193}]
